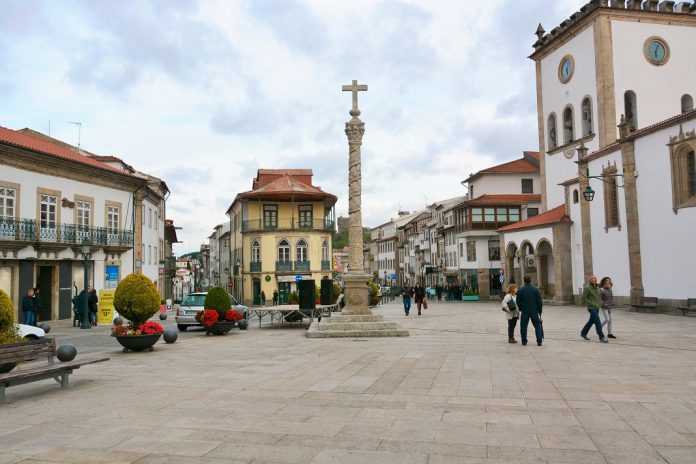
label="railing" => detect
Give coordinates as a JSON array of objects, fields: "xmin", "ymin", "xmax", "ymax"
[
  {"xmin": 0, "ymin": 218, "xmax": 133, "ymax": 247},
  {"xmin": 242, "ymin": 218, "xmax": 335, "ymax": 232},
  {"xmin": 321, "ymin": 260, "xmax": 331, "ymax": 271},
  {"xmin": 250, "ymin": 261, "xmax": 262, "ymax": 272},
  {"xmin": 294, "ymin": 261, "xmax": 310, "ymax": 272},
  {"xmin": 276, "ymin": 261, "xmax": 293, "ymax": 272}
]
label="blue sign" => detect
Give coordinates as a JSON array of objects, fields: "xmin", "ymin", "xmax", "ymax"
[
  {"xmin": 105, "ymin": 265, "xmax": 119, "ymax": 281},
  {"xmin": 295, "ymin": 275, "xmax": 302, "ymax": 282},
  {"xmin": 390, "ymin": 273, "xmax": 397, "ymax": 280},
  {"xmin": 499, "ymin": 275, "xmax": 505, "ymax": 284}
]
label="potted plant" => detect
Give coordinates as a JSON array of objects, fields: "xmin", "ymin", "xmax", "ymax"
[
  {"xmin": 0, "ymin": 289, "xmax": 23, "ymax": 372},
  {"xmin": 202, "ymin": 287, "xmax": 243, "ymax": 335},
  {"xmin": 111, "ymin": 274, "xmax": 164, "ymax": 352},
  {"xmin": 462, "ymin": 287, "xmax": 480, "ymax": 301}
]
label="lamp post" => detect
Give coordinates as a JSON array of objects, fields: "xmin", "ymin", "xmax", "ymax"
[
  {"xmin": 80, "ymin": 238, "xmax": 92, "ymax": 330},
  {"xmin": 383, "ymin": 270, "xmax": 387, "ymax": 286},
  {"xmin": 235, "ymin": 259, "xmax": 241, "ymax": 303},
  {"xmin": 579, "ymin": 167, "xmax": 624, "ymax": 202}
]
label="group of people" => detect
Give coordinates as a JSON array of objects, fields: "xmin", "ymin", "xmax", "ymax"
[
  {"xmin": 72, "ymin": 289, "xmax": 100, "ymax": 326},
  {"xmin": 20, "ymin": 288, "xmax": 42, "ymax": 326},
  {"xmin": 400, "ymin": 282, "xmax": 428, "ymax": 316},
  {"xmin": 502, "ymin": 274, "xmax": 616, "ymax": 345}
]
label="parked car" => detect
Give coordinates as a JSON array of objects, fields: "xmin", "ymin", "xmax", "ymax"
[
  {"xmin": 174, "ymin": 292, "xmax": 249, "ymax": 331},
  {"xmin": 16, "ymin": 324, "xmax": 46, "ymax": 339}
]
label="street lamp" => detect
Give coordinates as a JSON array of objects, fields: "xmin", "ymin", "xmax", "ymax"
[
  {"xmin": 80, "ymin": 238, "xmax": 92, "ymax": 330},
  {"xmin": 383, "ymin": 270, "xmax": 387, "ymax": 286},
  {"xmin": 579, "ymin": 167, "xmax": 624, "ymax": 202}
]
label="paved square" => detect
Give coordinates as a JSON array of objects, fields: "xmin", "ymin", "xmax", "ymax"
[{"xmin": 2, "ymin": 300, "xmax": 696, "ymax": 463}]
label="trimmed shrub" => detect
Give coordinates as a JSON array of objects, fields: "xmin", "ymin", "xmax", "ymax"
[
  {"xmin": 113, "ymin": 274, "xmax": 160, "ymax": 327},
  {"xmin": 288, "ymin": 291, "xmax": 298, "ymax": 304},
  {"xmin": 204, "ymin": 286, "xmax": 232, "ymax": 319},
  {"xmin": 332, "ymin": 283, "xmax": 341, "ymax": 304},
  {"xmin": 0, "ymin": 289, "xmax": 21, "ymax": 344},
  {"xmin": 368, "ymin": 282, "xmax": 380, "ymax": 306}
]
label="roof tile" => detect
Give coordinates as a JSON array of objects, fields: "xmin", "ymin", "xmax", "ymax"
[
  {"xmin": 498, "ymin": 205, "xmax": 568, "ymax": 232},
  {"xmin": 468, "ymin": 194, "xmax": 541, "ymax": 206}
]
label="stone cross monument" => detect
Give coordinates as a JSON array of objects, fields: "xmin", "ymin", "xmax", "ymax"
[{"xmin": 306, "ymin": 80, "xmax": 408, "ymax": 337}]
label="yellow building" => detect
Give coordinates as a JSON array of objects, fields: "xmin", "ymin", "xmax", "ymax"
[{"xmin": 226, "ymin": 169, "xmax": 337, "ymax": 306}]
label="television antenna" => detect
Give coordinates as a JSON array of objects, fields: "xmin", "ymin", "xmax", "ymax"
[{"xmin": 68, "ymin": 121, "xmax": 82, "ymax": 153}]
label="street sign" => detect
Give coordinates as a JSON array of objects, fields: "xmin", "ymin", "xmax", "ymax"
[
  {"xmin": 390, "ymin": 273, "xmax": 397, "ymax": 280},
  {"xmin": 499, "ymin": 275, "xmax": 505, "ymax": 284},
  {"xmin": 295, "ymin": 275, "xmax": 302, "ymax": 282}
]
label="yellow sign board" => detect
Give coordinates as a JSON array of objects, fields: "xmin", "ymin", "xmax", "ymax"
[{"xmin": 98, "ymin": 290, "xmax": 116, "ymax": 325}]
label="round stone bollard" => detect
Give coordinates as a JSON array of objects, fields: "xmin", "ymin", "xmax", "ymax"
[
  {"xmin": 57, "ymin": 344, "xmax": 77, "ymax": 362},
  {"xmin": 39, "ymin": 323, "xmax": 51, "ymax": 334},
  {"xmin": 237, "ymin": 319, "xmax": 248, "ymax": 330},
  {"xmin": 113, "ymin": 316, "xmax": 124, "ymax": 326},
  {"xmin": 163, "ymin": 329, "xmax": 178, "ymax": 344},
  {"xmin": 159, "ymin": 313, "xmax": 167, "ymax": 320}
]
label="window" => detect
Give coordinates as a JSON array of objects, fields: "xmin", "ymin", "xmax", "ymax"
[
  {"xmin": 40, "ymin": 194, "xmax": 57, "ymax": 237},
  {"xmin": 670, "ymin": 144, "xmax": 696, "ymax": 210},
  {"xmin": 296, "ymin": 239, "xmax": 308, "ymax": 262},
  {"xmin": 148, "ymin": 208, "xmax": 152, "ymax": 228},
  {"xmin": 298, "ymin": 205, "xmax": 313, "ymax": 228},
  {"xmin": 154, "ymin": 247, "xmax": 157, "ymax": 264},
  {"xmin": 603, "ymin": 166, "xmax": 620, "ymax": 229},
  {"xmin": 148, "ymin": 245, "xmax": 152, "ymax": 265},
  {"xmin": 0, "ymin": 187, "xmax": 15, "ymax": 219},
  {"xmin": 264, "ymin": 205, "xmax": 278, "ymax": 229},
  {"xmin": 521, "ymin": 179, "xmax": 534, "ymax": 194},
  {"xmin": 527, "ymin": 208, "xmax": 539, "ymax": 217},
  {"xmin": 251, "ymin": 241, "xmax": 261, "ymax": 262},
  {"xmin": 278, "ymin": 239, "xmax": 290, "ymax": 262},
  {"xmin": 624, "ymin": 91, "xmax": 638, "ymax": 131},
  {"xmin": 488, "ymin": 240, "xmax": 500, "ymax": 261},
  {"xmin": 573, "ymin": 189, "xmax": 579, "ymax": 204},
  {"xmin": 321, "ymin": 240, "xmax": 329, "ymax": 261},
  {"xmin": 76, "ymin": 201, "xmax": 91, "ymax": 230},
  {"xmin": 682, "ymin": 94, "xmax": 694, "ymax": 114},
  {"xmin": 547, "ymin": 113, "xmax": 557, "ymax": 150},
  {"xmin": 107, "ymin": 205, "xmax": 120, "ymax": 232},
  {"xmin": 466, "ymin": 241, "xmax": 476, "ymax": 262},
  {"xmin": 581, "ymin": 97, "xmax": 593, "ymax": 137},
  {"xmin": 563, "ymin": 106, "xmax": 574, "ymax": 143},
  {"xmin": 690, "ymin": 151, "xmax": 696, "ymax": 196}
]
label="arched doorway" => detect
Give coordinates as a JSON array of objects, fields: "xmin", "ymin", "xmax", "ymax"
[
  {"xmin": 536, "ymin": 240, "xmax": 555, "ymax": 298},
  {"xmin": 505, "ymin": 242, "xmax": 520, "ymax": 285},
  {"xmin": 519, "ymin": 241, "xmax": 536, "ymax": 286}
]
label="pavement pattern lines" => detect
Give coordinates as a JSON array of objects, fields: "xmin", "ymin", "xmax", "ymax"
[{"xmin": 1, "ymin": 299, "xmax": 696, "ymax": 463}]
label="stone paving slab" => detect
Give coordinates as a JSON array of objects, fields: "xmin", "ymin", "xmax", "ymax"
[{"xmin": 2, "ymin": 299, "xmax": 696, "ymax": 463}]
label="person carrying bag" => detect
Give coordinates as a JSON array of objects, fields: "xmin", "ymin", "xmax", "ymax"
[{"xmin": 501, "ymin": 284, "xmax": 519, "ymax": 344}]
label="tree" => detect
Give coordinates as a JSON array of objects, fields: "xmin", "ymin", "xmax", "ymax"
[{"xmin": 332, "ymin": 227, "xmax": 371, "ymax": 249}]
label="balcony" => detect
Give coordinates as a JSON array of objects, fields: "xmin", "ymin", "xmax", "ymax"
[
  {"xmin": 242, "ymin": 218, "xmax": 335, "ymax": 232},
  {"xmin": 250, "ymin": 261, "xmax": 262, "ymax": 272},
  {"xmin": 276, "ymin": 261, "xmax": 293, "ymax": 272},
  {"xmin": 321, "ymin": 260, "xmax": 331, "ymax": 271},
  {"xmin": 0, "ymin": 218, "xmax": 134, "ymax": 249},
  {"xmin": 294, "ymin": 261, "xmax": 310, "ymax": 272}
]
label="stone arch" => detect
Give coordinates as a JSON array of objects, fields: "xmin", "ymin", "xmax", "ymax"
[
  {"xmin": 581, "ymin": 96, "xmax": 593, "ymax": 137},
  {"xmin": 277, "ymin": 238, "xmax": 291, "ymax": 262},
  {"xmin": 547, "ymin": 113, "xmax": 558, "ymax": 150},
  {"xmin": 504, "ymin": 241, "xmax": 519, "ymax": 286},
  {"xmin": 681, "ymin": 94, "xmax": 693, "ymax": 114},
  {"xmin": 519, "ymin": 240, "xmax": 536, "ymax": 285},
  {"xmin": 296, "ymin": 238, "xmax": 308, "ymax": 262},
  {"xmin": 536, "ymin": 239, "xmax": 555, "ymax": 298},
  {"xmin": 563, "ymin": 105, "xmax": 575, "ymax": 144},
  {"xmin": 624, "ymin": 90, "xmax": 638, "ymax": 131}
]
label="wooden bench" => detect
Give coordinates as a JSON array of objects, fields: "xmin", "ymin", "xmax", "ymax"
[
  {"xmin": 679, "ymin": 298, "xmax": 696, "ymax": 316},
  {"xmin": 0, "ymin": 338, "xmax": 109, "ymax": 403},
  {"xmin": 633, "ymin": 296, "xmax": 658, "ymax": 313}
]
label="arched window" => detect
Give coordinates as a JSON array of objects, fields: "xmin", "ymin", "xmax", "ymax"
[
  {"xmin": 251, "ymin": 240, "xmax": 260, "ymax": 262},
  {"xmin": 603, "ymin": 166, "xmax": 620, "ymax": 229},
  {"xmin": 581, "ymin": 97, "xmax": 593, "ymax": 137},
  {"xmin": 624, "ymin": 91, "xmax": 638, "ymax": 131},
  {"xmin": 682, "ymin": 94, "xmax": 694, "ymax": 114},
  {"xmin": 547, "ymin": 113, "xmax": 557, "ymax": 150},
  {"xmin": 573, "ymin": 189, "xmax": 579, "ymax": 204},
  {"xmin": 278, "ymin": 239, "xmax": 290, "ymax": 262},
  {"xmin": 689, "ymin": 151, "xmax": 696, "ymax": 197},
  {"xmin": 563, "ymin": 106, "xmax": 574, "ymax": 144},
  {"xmin": 321, "ymin": 240, "xmax": 329, "ymax": 262},
  {"xmin": 296, "ymin": 239, "xmax": 308, "ymax": 262}
]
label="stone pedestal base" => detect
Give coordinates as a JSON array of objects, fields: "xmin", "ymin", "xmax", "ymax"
[
  {"xmin": 341, "ymin": 272, "xmax": 372, "ymax": 315},
  {"xmin": 306, "ymin": 314, "xmax": 409, "ymax": 338}
]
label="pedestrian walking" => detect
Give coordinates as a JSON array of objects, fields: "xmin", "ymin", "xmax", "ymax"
[
  {"xmin": 261, "ymin": 290, "xmax": 266, "ymax": 306},
  {"xmin": 516, "ymin": 276, "xmax": 543, "ymax": 346},
  {"xmin": 22, "ymin": 289, "xmax": 35, "ymax": 326},
  {"xmin": 414, "ymin": 283, "xmax": 426, "ymax": 316},
  {"xmin": 599, "ymin": 277, "xmax": 616, "ymax": 338},
  {"xmin": 581, "ymin": 275, "xmax": 608, "ymax": 342},
  {"xmin": 502, "ymin": 284, "xmax": 519, "ymax": 343},
  {"xmin": 401, "ymin": 282, "xmax": 413, "ymax": 316},
  {"xmin": 272, "ymin": 290, "xmax": 278, "ymax": 306},
  {"xmin": 32, "ymin": 288, "xmax": 41, "ymax": 326},
  {"xmin": 88, "ymin": 289, "xmax": 99, "ymax": 326}
]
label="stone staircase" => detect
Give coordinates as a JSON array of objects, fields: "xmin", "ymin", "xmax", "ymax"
[{"xmin": 306, "ymin": 314, "xmax": 409, "ymax": 338}]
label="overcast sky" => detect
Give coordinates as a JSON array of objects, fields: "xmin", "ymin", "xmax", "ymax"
[{"xmin": 1, "ymin": 0, "xmax": 584, "ymax": 255}]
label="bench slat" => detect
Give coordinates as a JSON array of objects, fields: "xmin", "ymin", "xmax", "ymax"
[{"xmin": 0, "ymin": 364, "xmax": 76, "ymax": 383}]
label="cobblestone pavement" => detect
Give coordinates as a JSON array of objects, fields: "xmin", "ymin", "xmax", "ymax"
[{"xmin": 2, "ymin": 299, "xmax": 696, "ymax": 463}]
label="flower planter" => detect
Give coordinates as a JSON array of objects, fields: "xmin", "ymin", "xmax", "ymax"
[
  {"xmin": 462, "ymin": 296, "xmax": 480, "ymax": 301},
  {"xmin": 205, "ymin": 321, "xmax": 236, "ymax": 335},
  {"xmin": 113, "ymin": 333, "xmax": 162, "ymax": 352}
]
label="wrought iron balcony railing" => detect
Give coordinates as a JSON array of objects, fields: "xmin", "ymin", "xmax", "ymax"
[
  {"xmin": 250, "ymin": 261, "xmax": 262, "ymax": 272},
  {"xmin": 321, "ymin": 260, "xmax": 331, "ymax": 271},
  {"xmin": 276, "ymin": 261, "xmax": 293, "ymax": 272},
  {"xmin": 0, "ymin": 217, "xmax": 134, "ymax": 247},
  {"xmin": 242, "ymin": 218, "xmax": 335, "ymax": 232},
  {"xmin": 294, "ymin": 261, "xmax": 310, "ymax": 272}
]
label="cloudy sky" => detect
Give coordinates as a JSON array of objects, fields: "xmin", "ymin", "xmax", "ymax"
[{"xmin": 1, "ymin": 0, "xmax": 584, "ymax": 254}]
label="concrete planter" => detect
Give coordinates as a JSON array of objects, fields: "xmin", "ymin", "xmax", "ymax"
[{"xmin": 114, "ymin": 334, "xmax": 162, "ymax": 352}]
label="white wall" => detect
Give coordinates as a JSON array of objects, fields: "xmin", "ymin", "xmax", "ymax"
[
  {"xmin": 567, "ymin": 186, "xmax": 585, "ymax": 293},
  {"xmin": 612, "ymin": 20, "xmax": 696, "ymax": 130},
  {"xmin": 470, "ymin": 173, "xmax": 541, "ymax": 197},
  {"xmin": 141, "ymin": 196, "xmax": 163, "ymax": 287}
]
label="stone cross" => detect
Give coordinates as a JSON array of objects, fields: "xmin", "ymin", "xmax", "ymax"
[{"xmin": 342, "ymin": 80, "xmax": 368, "ymax": 116}]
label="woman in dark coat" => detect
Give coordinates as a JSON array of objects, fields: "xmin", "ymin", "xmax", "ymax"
[
  {"xmin": 413, "ymin": 283, "xmax": 426, "ymax": 316},
  {"xmin": 88, "ymin": 289, "xmax": 99, "ymax": 326}
]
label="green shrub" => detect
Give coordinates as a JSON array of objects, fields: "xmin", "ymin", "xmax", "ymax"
[
  {"xmin": 204, "ymin": 286, "xmax": 232, "ymax": 318},
  {"xmin": 288, "ymin": 291, "xmax": 298, "ymax": 304},
  {"xmin": 332, "ymin": 283, "xmax": 341, "ymax": 303},
  {"xmin": 114, "ymin": 274, "xmax": 160, "ymax": 327},
  {"xmin": 368, "ymin": 282, "xmax": 380, "ymax": 306},
  {"xmin": 0, "ymin": 289, "xmax": 20, "ymax": 344}
]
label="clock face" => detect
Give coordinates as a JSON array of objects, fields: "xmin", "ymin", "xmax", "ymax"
[
  {"xmin": 558, "ymin": 55, "xmax": 574, "ymax": 83},
  {"xmin": 644, "ymin": 37, "xmax": 669, "ymax": 65}
]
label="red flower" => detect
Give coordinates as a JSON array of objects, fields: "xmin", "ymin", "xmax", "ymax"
[
  {"xmin": 139, "ymin": 321, "xmax": 165, "ymax": 335},
  {"xmin": 201, "ymin": 309, "xmax": 219, "ymax": 328},
  {"xmin": 225, "ymin": 309, "xmax": 243, "ymax": 322}
]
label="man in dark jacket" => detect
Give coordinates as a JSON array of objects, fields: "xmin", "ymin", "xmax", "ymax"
[
  {"xmin": 516, "ymin": 275, "xmax": 543, "ymax": 346},
  {"xmin": 21, "ymin": 289, "xmax": 35, "ymax": 326},
  {"xmin": 32, "ymin": 288, "xmax": 41, "ymax": 325},
  {"xmin": 581, "ymin": 275, "xmax": 607, "ymax": 343}
]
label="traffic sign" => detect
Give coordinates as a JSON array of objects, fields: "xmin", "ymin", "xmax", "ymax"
[
  {"xmin": 295, "ymin": 275, "xmax": 302, "ymax": 282},
  {"xmin": 499, "ymin": 275, "xmax": 505, "ymax": 284},
  {"xmin": 390, "ymin": 273, "xmax": 397, "ymax": 280}
]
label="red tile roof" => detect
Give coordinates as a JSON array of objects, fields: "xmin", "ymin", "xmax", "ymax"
[
  {"xmin": 467, "ymin": 194, "xmax": 541, "ymax": 206},
  {"xmin": 0, "ymin": 126, "xmax": 130, "ymax": 176},
  {"xmin": 559, "ymin": 177, "xmax": 579, "ymax": 186},
  {"xmin": 237, "ymin": 172, "xmax": 337, "ymax": 204},
  {"xmin": 498, "ymin": 205, "xmax": 569, "ymax": 232},
  {"xmin": 463, "ymin": 152, "xmax": 540, "ymax": 184}
]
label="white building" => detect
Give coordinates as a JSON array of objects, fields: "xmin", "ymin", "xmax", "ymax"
[
  {"xmin": 500, "ymin": 1, "xmax": 696, "ymax": 307},
  {"xmin": 371, "ymin": 220, "xmax": 397, "ymax": 286}
]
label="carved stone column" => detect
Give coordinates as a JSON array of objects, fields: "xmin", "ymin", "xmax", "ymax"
[{"xmin": 134, "ymin": 190, "xmax": 144, "ymax": 275}]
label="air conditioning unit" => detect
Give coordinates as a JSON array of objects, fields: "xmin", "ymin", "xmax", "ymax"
[{"xmin": 525, "ymin": 256, "xmax": 536, "ymax": 267}]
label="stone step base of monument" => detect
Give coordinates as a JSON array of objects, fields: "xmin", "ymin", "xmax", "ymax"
[
  {"xmin": 312, "ymin": 321, "xmax": 400, "ymax": 331},
  {"xmin": 306, "ymin": 327, "xmax": 410, "ymax": 338},
  {"xmin": 306, "ymin": 314, "xmax": 409, "ymax": 338}
]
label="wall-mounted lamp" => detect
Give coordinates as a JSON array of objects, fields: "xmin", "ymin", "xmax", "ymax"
[{"xmin": 579, "ymin": 167, "xmax": 624, "ymax": 202}]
